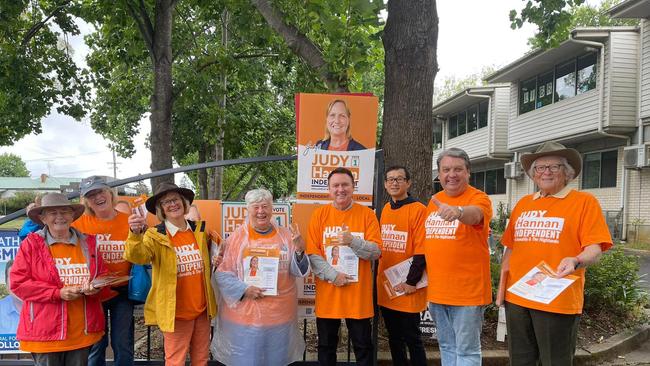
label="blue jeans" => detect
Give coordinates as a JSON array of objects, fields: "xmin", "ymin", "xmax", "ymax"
[
  {"xmin": 429, "ymin": 303, "xmax": 484, "ymax": 366},
  {"xmin": 88, "ymin": 289, "xmax": 134, "ymax": 366}
]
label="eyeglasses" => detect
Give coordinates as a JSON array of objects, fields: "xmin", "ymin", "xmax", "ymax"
[
  {"xmin": 533, "ymin": 164, "xmax": 564, "ymax": 174},
  {"xmin": 44, "ymin": 209, "xmax": 74, "ymax": 217},
  {"xmin": 160, "ymin": 198, "xmax": 181, "ymax": 207},
  {"xmin": 385, "ymin": 177, "xmax": 407, "ymax": 184}
]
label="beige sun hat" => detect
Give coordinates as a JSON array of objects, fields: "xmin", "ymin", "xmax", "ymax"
[
  {"xmin": 520, "ymin": 141, "xmax": 582, "ymax": 179},
  {"xmin": 28, "ymin": 193, "xmax": 85, "ymax": 225}
]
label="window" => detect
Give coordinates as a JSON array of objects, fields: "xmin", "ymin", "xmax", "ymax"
[
  {"xmin": 582, "ymin": 150, "xmax": 618, "ymax": 189},
  {"xmin": 577, "ymin": 53, "xmax": 597, "ymax": 95},
  {"xmin": 471, "ymin": 168, "xmax": 506, "ymax": 195},
  {"xmin": 457, "ymin": 110, "xmax": 467, "ymax": 136},
  {"xmin": 478, "ymin": 101, "xmax": 488, "ymax": 128},
  {"xmin": 520, "ymin": 77, "xmax": 536, "ymax": 114},
  {"xmin": 449, "ymin": 115, "xmax": 457, "ymax": 139},
  {"xmin": 519, "ymin": 52, "xmax": 598, "ymax": 115},
  {"xmin": 537, "ymin": 71, "xmax": 554, "ymax": 108},
  {"xmin": 433, "ymin": 126, "xmax": 442, "ymax": 149},
  {"xmin": 467, "ymin": 105, "xmax": 478, "ymax": 133},
  {"xmin": 556, "ymin": 60, "xmax": 576, "ymax": 101}
]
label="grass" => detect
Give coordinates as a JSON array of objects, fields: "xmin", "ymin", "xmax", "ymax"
[
  {"xmin": 0, "ymin": 217, "xmax": 25, "ymax": 230},
  {"xmin": 623, "ymin": 241, "xmax": 650, "ymax": 251}
]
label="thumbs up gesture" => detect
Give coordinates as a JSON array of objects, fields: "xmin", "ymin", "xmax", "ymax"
[
  {"xmin": 431, "ymin": 196, "xmax": 462, "ymax": 222},
  {"xmin": 337, "ymin": 223, "xmax": 353, "ymax": 245}
]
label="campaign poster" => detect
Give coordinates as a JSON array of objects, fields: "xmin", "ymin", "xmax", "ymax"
[
  {"xmin": 0, "ymin": 230, "xmax": 22, "ymax": 353},
  {"xmin": 419, "ymin": 308, "xmax": 437, "ymax": 340},
  {"xmin": 291, "ymin": 203, "xmax": 320, "ymax": 318},
  {"xmin": 295, "ymin": 93, "xmax": 379, "ymax": 205},
  {"xmin": 221, "ymin": 202, "xmax": 290, "ymax": 239}
]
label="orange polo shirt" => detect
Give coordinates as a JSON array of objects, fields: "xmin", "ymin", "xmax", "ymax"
[
  {"xmin": 306, "ymin": 203, "xmax": 381, "ymax": 319},
  {"xmin": 170, "ymin": 230, "xmax": 206, "ymax": 320},
  {"xmin": 73, "ymin": 212, "xmax": 131, "ymax": 279},
  {"xmin": 378, "ymin": 201, "xmax": 428, "ymax": 313},
  {"xmin": 419, "ymin": 185, "xmax": 493, "ymax": 306},
  {"xmin": 20, "ymin": 242, "xmax": 103, "ymax": 353},
  {"xmin": 502, "ymin": 189, "xmax": 613, "ymax": 314}
]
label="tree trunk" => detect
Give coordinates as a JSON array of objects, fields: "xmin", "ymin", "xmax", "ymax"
[
  {"xmin": 149, "ymin": 0, "xmax": 175, "ymax": 190},
  {"xmin": 198, "ymin": 146, "xmax": 209, "ymax": 199},
  {"xmin": 382, "ymin": 0, "xmax": 438, "ymax": 203},
  {"xmin": 211, "ymin": 9, "xmax": 229, "ymax": 200}
]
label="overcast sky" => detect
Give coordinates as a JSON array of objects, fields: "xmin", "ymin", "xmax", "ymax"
[{"xmin": 1, "ymin": 0, "xmax": 550, "ymax": 181}]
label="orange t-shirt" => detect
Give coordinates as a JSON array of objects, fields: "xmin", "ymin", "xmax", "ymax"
[
  {"xmin": 501, "ymin": 190, "xmax": 613, "ymax": 314},
  {"xmin": 419, "ymin": 185, "xmax": 493, "ymax": 306},
  {"xmin": 170, "ymin": 230, "xmax": 206, "ymax": 320},
  {"xmin": 20, "ymin": 242, "xmax": 103, "ymax": 353},
  {"xmin": 306, "ymin": 203, "xmax": 381, "ymax": 319},
  {"xmin": 72, "ymin": 212, "xmax": 132, "ymax": 279},
  {"xmin": 377, "ymin": 201, "xmax": 428, "ymax": 313}
]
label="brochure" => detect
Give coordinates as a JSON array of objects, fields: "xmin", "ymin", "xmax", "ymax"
[
  {"xmin": 382, "ymin": 256, "xmax": 428, "ymax": 299},
  {"xmin": 325, "ymin": 240, "xmax": 359, "ymax": 282},
  {"xmin": 243, "ymin": 247, "xmax": 280, "ymax": 296},
  {"xmin": 91, "ymin": 274, "xmax": 131, "ymax": 289},
  {"xmin": 507, "ymin": 261, "xmax": 578, "ymax": 304}
]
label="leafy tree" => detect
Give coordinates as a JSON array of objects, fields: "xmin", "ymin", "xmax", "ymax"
[
  {"xmin": 0, "ymin": 1, "xmax": 89, "ymax": 145},
  {"xmin": 0, "ymin": 153, "xmax": 30, "ymax": 177},
  {"xmin": 510, "ymin": 0, "xmax": 636, "ymax": 50},
  {"xmin": 433, "ymin": 65, "xmax": 498, "ymax": 105}
]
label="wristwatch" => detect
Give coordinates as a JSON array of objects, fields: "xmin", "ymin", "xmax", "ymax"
[{"xmin": 457, "ymin": 206, "xmax": 464, "ymax": 220}]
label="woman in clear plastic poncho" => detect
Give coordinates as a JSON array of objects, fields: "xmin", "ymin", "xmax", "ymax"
[{"xmin": 212, "ymin": 189, "xmax": 310, "ymax": 365}]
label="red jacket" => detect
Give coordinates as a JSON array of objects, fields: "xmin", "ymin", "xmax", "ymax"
[{"xmin": 10, "ymin": 229, "xmax": 110, "ymax": 342}]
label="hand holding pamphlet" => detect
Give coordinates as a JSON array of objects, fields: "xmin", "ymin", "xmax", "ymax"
[
  {"xmin": 382, "ymin": 257, "xmax": 427, "ymax": 299},
  {"xmin": 243, "ymin": 247, "xmax": 280, "ymax": 296},
  {"xmin": 507, "ymin": 261, "xmax": 578, "ymax": 304}
]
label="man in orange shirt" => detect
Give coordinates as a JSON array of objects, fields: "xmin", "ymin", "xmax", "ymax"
[
  {"xmin": 420, "ymin": 148, "xmax": 492, "ymax": 366},
  {"xmin": 306, "ymin": 167, "xmax": 381, "ymax": 366},
  {"xmin": 497, "ymin": 141, "xmax": 612, "ymax": 366},
  {"xmin": 378, "ymin": 165, "xmax": 428, "ymax": 366}
]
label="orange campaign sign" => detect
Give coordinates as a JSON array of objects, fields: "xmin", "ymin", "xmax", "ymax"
[
  {"xmin": 295, "ymin": 93, "xmax": 379, "ymax": 205},
  {"xmin": 220, "ymin": 202, "xmax": 291, "ymax": 239},
  {"xmin": 292, "ymin": 203, "xmax": 320, "ymax": 318}
]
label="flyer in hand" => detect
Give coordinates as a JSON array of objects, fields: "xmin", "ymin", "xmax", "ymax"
[
  {"xmin": 91, "ymin": 273, "xmax": 131, "ymax": 288},
  {"xmin": 507, "ymin": 261, "xmax": 578, "ymax": 304},
  {"xmin": 382, "ymin": 256, "xmax": 428, "ymax": 299},
  {"xmin": 325, "ymin": 240, "xmax": 359, "ymax": 282},
  {"xmin": 243, "ymin": 247, "xmax": 280, "ymax": 296}
]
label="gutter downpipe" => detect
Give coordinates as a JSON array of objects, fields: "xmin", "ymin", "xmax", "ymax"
[{"xmin": 569, "ymin": 33, "xmax": 632, "ymax": 240}]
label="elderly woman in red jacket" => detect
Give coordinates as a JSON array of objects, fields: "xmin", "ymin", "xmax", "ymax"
[{"xmin": 10, "ymin": 193, "xmax": 110, "ymax": 366}]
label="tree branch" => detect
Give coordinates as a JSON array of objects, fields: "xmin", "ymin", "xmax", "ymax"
[
  {"xmin": 250, "ymin": 0, "xmax": 343, "ymax": 90},
  {"xmin": 21, "ymin": 1, "xmax": 72, "ymax": 46},
  {"xmin": 124, "ymin": 0, "xmax": 154, "ymax": 56}
]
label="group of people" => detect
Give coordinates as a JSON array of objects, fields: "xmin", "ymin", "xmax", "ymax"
[{"xmin": 7, "ymin": 140, "xmax": 612, "ymax": 366}]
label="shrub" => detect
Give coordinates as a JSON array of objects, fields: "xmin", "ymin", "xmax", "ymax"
[
  {"xmin": 0, "ymin": 191, "xmax": 38, "ymax": 215},
  {"xmin": 584, "ymin": 246, "xmax": 648, "ymax": 316}
]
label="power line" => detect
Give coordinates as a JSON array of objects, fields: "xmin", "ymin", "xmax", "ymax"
[{"xmin": 24, "ymin": 150, "xmax": 106, "ymax": 162}]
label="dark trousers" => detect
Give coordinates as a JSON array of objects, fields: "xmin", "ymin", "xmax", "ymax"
[
  {"xmin": 88, "ymin": 288, "xmax": 135, "ymax": 366},
  {"xmin": 505, "ymin": 302, "xmax": 580, "ymax": 366},
  {"xmin": 380, "ymin": 306, "xmax": 427, "ymax": 366},
  {"xmin": 32, "ymin": 347, "xmax": 91, "ymax": 366},
  {"xmin": 316, "ymin": 317, "xmax": 373, "ymax": 366}
]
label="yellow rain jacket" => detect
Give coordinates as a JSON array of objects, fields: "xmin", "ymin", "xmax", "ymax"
[{"xmin": 124, "ymin": 220, "xmax": 217, "ymax": 332}]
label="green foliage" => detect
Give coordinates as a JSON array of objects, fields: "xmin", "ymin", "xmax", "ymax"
[
  {"xmin": 584, "ymin": 247, "xmax": 649, "ymax": 315},
  {"xmin": 510, "ymin": 0, "xmax": 637, "ymax": 49},
  {"xmin": 490, "ymin": 201, "xmax": 510, "ymax": 234},
  {"xmin": 0, "ymin": 191, "xmax": 38, "ymax": 215},
  {"xmin": 433, "ymin": 65, "xmax": 498, "ymax": 105},
  {"xmin": 0, "ymin": 153, "xmax": 30, "ymax": 177},
  {"xmin": 0, "ymin": 1, "xmax": 89, "ymax": 145}
]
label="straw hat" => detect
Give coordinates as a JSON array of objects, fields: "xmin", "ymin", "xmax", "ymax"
[
  {"xmin": 28, "ymin": 193, "xmax": 85, "ymax": 225},
  {"xmin": 520, "ymin": 141, "xmax": 582, "ymax": 178}
]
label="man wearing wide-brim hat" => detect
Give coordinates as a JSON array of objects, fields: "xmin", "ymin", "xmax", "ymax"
[
  {"xmin": 496, "ymin": 141, "xmax": 613, "ymax": 366},
  {"xmin": 124, "ymin": 182, "xmax": 216, "ymax": 366}
]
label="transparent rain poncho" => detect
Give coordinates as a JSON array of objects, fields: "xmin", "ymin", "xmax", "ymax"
[{"xmin": 211, "ymin": 221, "xmax": 309, "ymax": 366}]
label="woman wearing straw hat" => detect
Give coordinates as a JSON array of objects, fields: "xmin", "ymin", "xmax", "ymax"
[
  {"xmin": 10, "ymin": 193, "xmax": 111, "ymax": 366},
  {"xmin": 125, "ymin": 183, "xmax": 216, "ymax": 366},
  {"xmin": 497, "ymin": 141, "xmax": 613, "ymax": 366}
]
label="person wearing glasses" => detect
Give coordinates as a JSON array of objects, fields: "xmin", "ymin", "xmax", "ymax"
[
  {"xmin": 421, "ymin": 148, "xmax": 493, "ymax": 366},
  {"xmin": 497, "ymin": 141, "xmax": 612, "ymax": 366},
  {"xmin": 10, "ymin": 193, "xmax": 111, "ymax": 366},
  {"xmin": 125, "ymin": 183, "xmax": 216, "ymax": 366},
  {"xmin": 73, "ymin": 176, "xmax": 135, "ymax": 366},
  {"xmin": 377, "ymin": 166, "xmax": 428, "ymax": 365}
]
